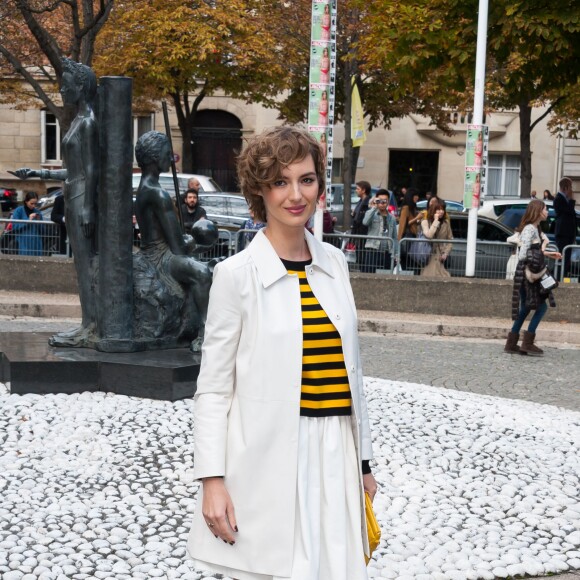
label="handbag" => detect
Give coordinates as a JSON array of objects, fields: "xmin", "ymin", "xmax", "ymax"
[
  {"xmin": 540, "ymin": 270, "xmax": 558, "ymax": 291},
  {"xmin": 364, "ymin": 492, "xmax": 381, "ymax": 565},
  {"xmin": 408, "ymin": 230, "xmax": 431, "ymax": 267}
]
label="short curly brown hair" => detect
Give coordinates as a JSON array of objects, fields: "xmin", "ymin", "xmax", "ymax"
[{"xmin": 237, "ymin": 126, "xmax": 326, "ymax": 223}]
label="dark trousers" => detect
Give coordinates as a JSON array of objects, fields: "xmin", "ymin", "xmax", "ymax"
[{"xmin": 556, "ymin": 236, "xmax": 575, "ymax": 277}]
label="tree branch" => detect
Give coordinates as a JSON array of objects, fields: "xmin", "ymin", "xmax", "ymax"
[
  {"xmin": 529, "ymin": 97, "xmax": 565, "ymax": 132},
  {"xmin": 0, "ymin": 44, "xmax": 61, "ymax": 119}
]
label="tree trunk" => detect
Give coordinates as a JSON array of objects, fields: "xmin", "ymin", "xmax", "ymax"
[
  {"xmin": 519, "ymin": 100, "xmax": 532, "ymax": 198},
  {"xmin": 341, "ymin": 66, "xmax": 354, "ymax": 229}
]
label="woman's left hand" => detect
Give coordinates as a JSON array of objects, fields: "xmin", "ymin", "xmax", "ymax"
[
  {"xmin": 544, "ymin": 251, "xmax": 562, "ymax": 260},
  {"xmin": 363, "ymin": 472, "xmax": 378, "ymax": 502}
]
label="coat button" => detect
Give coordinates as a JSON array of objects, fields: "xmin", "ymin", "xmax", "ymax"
[
  {"xmin": 308, "ymin": 268, "xmax": 314, "ymax": 274},
  {"xmin": 336, "ymin": 314, "xmax": 341, "ymax": 320}
]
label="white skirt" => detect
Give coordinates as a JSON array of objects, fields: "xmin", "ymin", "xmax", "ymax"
[{"xmin": 190, "ymin": 415, "xmax": 368, "ymax": 580}]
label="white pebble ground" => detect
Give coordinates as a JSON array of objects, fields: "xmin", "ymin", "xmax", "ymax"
[{"xmin": 0, "ymin": 378, "xmax": 578, "ymax": 580}]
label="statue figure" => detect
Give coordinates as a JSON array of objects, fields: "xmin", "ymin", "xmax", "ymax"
[
  {"xmin": 133, "ymin": 131, "xmax": 215, "ymax": 352},
  {"xmin": 11, "ymin": 58, "xmax": 98, "ymax": 347}
]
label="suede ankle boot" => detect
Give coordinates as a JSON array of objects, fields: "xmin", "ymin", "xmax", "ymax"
[
  {"xmin": 503, "ymin": 331, "xmax": 521, "ymax": 354},
  {"xmin": 520, "ymin": 331, "xmax": 543, "ymax": 356}
]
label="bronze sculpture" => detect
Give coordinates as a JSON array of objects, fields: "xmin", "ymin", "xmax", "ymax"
[
  {"xmin": 11, "ymin": 62, "xmax": 215, "ymax": 353},
  {"xmin": 134, "ymin": 131, "xmax": 215, "ymax": 352},
  {"xmin": 11, "ymin": 58, "xmax": 98, "ymax": 348}
]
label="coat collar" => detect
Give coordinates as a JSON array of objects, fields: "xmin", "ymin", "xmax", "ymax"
[{"xmin": 247, "ymin": 228, "xmax": 335, "ymax": 288}]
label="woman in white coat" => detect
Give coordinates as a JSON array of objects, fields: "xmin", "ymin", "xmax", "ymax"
[{"xmin": 188, "ymin": 126, "xmax": 377, "ymax": 579}]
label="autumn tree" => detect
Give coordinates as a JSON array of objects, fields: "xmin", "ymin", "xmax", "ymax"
[
  {"xmin": 265, "ymin": 0, "xmax": 448, "ymax": 223},
  {"xmin": 0, "ymin": 0, "xmax": 114, "ymax": 129},
  {"xmin": 94, "ymin": 0, "xmax": 294, "ymax": 171},
  {"xmin": 359, "ymin": 0, "xmax": 580, "ymax": 197}
]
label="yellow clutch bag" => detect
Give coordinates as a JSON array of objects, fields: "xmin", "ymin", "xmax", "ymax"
[{"xmin": 364, "ymin": 492, "xmax": 381, "ymax": 565}]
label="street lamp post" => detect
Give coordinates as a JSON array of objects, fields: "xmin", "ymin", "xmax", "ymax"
[{"xmin": 465, "ymin": 0, "xmax": 489, "ymax": 277}]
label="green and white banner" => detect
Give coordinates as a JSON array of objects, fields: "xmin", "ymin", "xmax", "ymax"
[
  {"xmin": 463, "ymin": 124, "xmax": 489, "ymax": 209},
  {"xmin": 308, "ymin": 0, "xmax": 337, "ymax": 209}
]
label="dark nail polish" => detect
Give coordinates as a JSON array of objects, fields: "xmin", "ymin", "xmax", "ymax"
[
  {"xmin": 229, "ymin": 541, "xmax": 235, "ymax": 545},
  {"xmin": 223, "ymin": 539, "xmax": 228, "ymax": 543},
  {"xmin": 234, "ymin": 526, "xmax": 239, "ymax": 532},
  {"xmin": 214, "ymin": 534, "xmax": 218, "ymax": 539}
]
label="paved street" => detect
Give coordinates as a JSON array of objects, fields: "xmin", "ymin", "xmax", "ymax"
[
  {"xmin": 360, "ymin": 333, "xmax": 580, "ymax": 412},
  {"xmin": 1, "ymin": 316, "xmax": 579, "ymax": 412}
]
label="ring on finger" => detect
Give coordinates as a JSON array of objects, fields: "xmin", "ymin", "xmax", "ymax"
[{"xmin": 207, "ymin": 522, "xmax": 214, "ymax": 528}]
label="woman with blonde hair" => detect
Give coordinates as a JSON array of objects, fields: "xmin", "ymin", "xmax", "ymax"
[
  {"xmin": 188, "ymin": 126, "xmax": 376, "ymax": 580},
  {"xmin": 504, "ymin": 199, "xmax": 561, "ymax": 355}
]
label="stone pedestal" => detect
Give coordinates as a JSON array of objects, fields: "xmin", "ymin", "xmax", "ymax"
[{"xmin": 0, "ymin": 333, "xmax": 199, "ymax": 401}]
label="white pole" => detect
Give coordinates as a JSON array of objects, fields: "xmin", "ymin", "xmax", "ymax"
[{"xmin": 465, "ymin": 0, "xmax": 489, "ymax": 276}]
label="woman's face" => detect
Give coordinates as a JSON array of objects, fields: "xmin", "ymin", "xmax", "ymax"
[
  {"xmin": 25, "ymin": 197, "xmax": 38, "ymax": 210},
  {"xmin": 60, "ymin": 71, "xmax": 81, "ymax": 106},
  {"xmin": 260, "ymin": 154, "xmax": 319, "ymax": 231},
  {"xmin": 413, "ymin": 194, "xmax": 419, "ymax": 204},
  {"xmin": 541, "ymin": 205, "xmax": 548, "ymax": 221}
]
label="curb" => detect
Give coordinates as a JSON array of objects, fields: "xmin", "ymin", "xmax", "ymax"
[
  {"xmin": 358, "ymin": 317, "xmax": 580, "ymax": 346},
  {"xmin": 0, "ymin": 303, "xmax": 82, "ymax": 319}
]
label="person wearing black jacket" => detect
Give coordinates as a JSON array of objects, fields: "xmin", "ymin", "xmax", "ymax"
[
  {"xmin": 181, "ymin": 189, "xmax": 207, "ymax": 235},
  {"xmin": 50, "ymin": 193, "xmax": 68, "ymax": 255},
  {"xmin": 553, "ymin": 177, "xmax": 577, "ymax": 277},
  {"xmin": 351, "ymin": 180, "xmax": 370, "ymax": 269}
]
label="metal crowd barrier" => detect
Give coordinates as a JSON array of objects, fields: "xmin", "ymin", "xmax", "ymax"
[
  {"xmin": 235, "ymin": 230, "xmax": 397, "ymax": 274},
  {"xmin": 397, "ymin": 237, "xmax": 515, "ymax": 279},
  {"xmin": 559, "ymin": 244, "xmax": 580, "ymax": 281},
  {"xmin": 0, "ymin": 217, "xmax": 67, "ymax": 257}
]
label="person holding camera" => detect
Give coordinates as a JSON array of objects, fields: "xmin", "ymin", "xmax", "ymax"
[{"xmin": 362, "ymin": 189, "xmax": 398, "ymax": 273}]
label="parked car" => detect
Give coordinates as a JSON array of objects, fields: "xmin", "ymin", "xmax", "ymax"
[
  {"xmin": 328, "ymin": 184, "xmax": 391, "ymax": 228},
  {"xmin": 416, "ymin": 199, "xmax": 465, "ymax": 212},
  {"xmin": 0, "ymin": 187, "xmax": 17, "ymax": 212},
  {"xmin": 478, "ymin": 197, "xmax": 558, "ymax": 220},
  {"xmin": 497, "ymin": 206, "xmax": 580, "ymax": 242},
  {"xmin": 132, "ymin": 172, "xmax": 222, "ymax": 199},
  {"xmin": 36, "ymin": 188, "xmax": 63, "ymax": 212}
]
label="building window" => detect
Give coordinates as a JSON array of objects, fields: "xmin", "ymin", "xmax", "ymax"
[
  {"xmin": 41, "ymin": 110, "xmax": 61, "ymax": 163},
  {"xmin": 487, "ymin": 154, "xmax": 520, "ymax": 197},
  {"xmin": 133, "ymin": 114, "xmax": 154, "ymax": 163}
]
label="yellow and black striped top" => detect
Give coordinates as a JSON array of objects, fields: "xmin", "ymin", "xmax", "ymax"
[{"xmin": 282, "ymin": 259, "xmax": 352, "ymax": 417}]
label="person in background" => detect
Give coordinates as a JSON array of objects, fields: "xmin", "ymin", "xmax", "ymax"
[
  {"xmin": 530, "ymin": 190, "xmax": 538, "ymax": 199},
  {"xmin": 242, "ymin": 207, "xmax": 266, "ymax": 245},
  {"xmin": 543, "ymin": 189, "xmax": 554, "ymax": 201},
  {"xmin": 51, "ymin": 193, "xmax": 68, "ymax": 255},
  {"xmin": 188, "ymin": 126, "xmax": 376, "ymax": 580},
  {"xmin": 505, "ymin": 199, "xmax": 561, "ymax": 356},
  {"xmin": 352, "ymin": 180, "xmax": 371, "ymax": 266},
  {"xmin": 362, "ymin": 189, "xmax": 398, "ymax": 273},
  {"xmin": 182, "ymin": 188, "xmax": 207, "ymax": 235},
  {"xmin": 553, "ymin": 177, "xmax": 577, "ymax": 277},
  {"xmin": 12, "ymin": 192, "xmax": 44, "ymax": 256},
  {"xmin": 187, "ymin": 177, "xmax": 201, "ymax": 193},
  {"xmin": 420, "ymin": 199, "xmax": 453, "ymax": 277},
  {"xmin": 397, "ymin": 188, "xmax": 421, "ymax": 241}
]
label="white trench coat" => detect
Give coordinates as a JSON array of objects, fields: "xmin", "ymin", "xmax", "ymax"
[{"xmin": 188, "ymin": 229, "xmax": 374, "ymax": 577}]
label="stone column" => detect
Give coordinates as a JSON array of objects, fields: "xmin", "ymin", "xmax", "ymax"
[{"xmin": 96, "ymin": 76, "xmax": 135, "ymax": 351}]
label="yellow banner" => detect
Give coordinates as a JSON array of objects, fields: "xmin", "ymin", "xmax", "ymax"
[{"xmin": 351, "ymin": 77, "xmax": 366, "ymax": 147}]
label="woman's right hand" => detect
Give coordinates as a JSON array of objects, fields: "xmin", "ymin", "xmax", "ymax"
[{"xmin": 202, "ymin": 477, "xmax": 238, "ymax": 544}]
